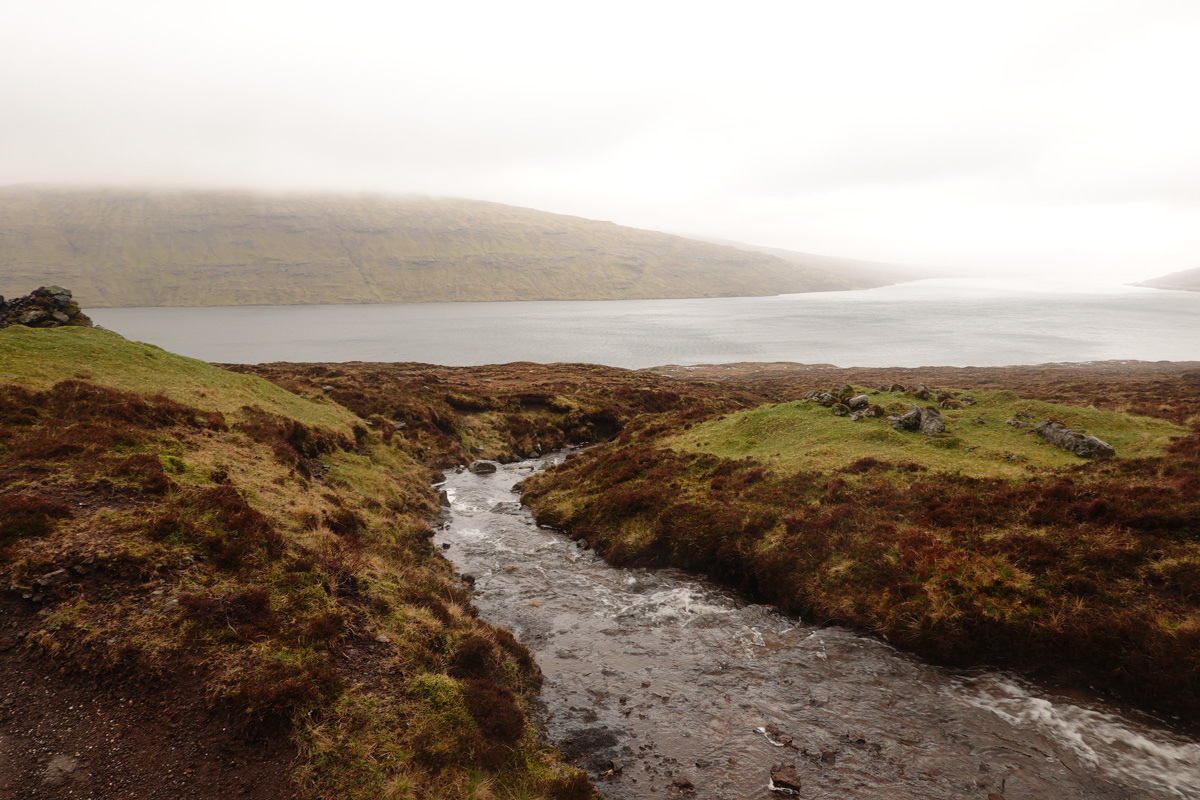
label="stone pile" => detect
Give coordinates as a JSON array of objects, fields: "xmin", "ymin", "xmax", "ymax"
[
  {"xmin": 0, "ymin": 286, "xmax": 92, "ymax": 330},
  {"xmin": 802, "ymin": 386, "xmax": 886, "ymax": 421}
]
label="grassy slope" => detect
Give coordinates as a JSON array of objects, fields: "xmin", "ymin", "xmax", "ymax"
[
  {"xmin": 672, "ymin": 388, "xmax": 1184, "ymax": 478},
  {"xmin": 1140, "ymin": 265, "xmax": 1200, "ymax": 292},
  {"xmin": 0, "ymin": 326, "xmax": 593, "ymax": 800},
  {"xmin": 522, "ymin": 381, "xmax": 1200, "ymax": 720},
  {"xmin": 0, "ymin": 188, "xmax": 879, "ymax": 308}
]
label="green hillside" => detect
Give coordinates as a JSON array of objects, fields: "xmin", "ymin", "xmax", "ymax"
[
  {"xmin": 0, "ymin": 187, "xmax": 888, "ymax": 308},
  {"xmin": 1139, "ymin": 266, "xmax": 1200, "ymax": 292}
]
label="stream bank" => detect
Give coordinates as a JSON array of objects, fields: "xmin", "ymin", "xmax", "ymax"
[{"xmin": 436, "ymin": 455, "xmax": 1200, "ymax": 800}]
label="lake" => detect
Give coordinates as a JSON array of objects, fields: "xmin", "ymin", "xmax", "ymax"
[{"xmin": 89, "ymin": 279, "xmax": 1200, "ymax": 368}]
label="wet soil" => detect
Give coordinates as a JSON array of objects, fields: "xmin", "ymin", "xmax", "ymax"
[{"xmin": 0, "ymin": 622, "xmax": 298, "ymax": 799}]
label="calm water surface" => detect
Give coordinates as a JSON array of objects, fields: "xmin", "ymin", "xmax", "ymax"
[{"xmin": 90, "ymin": 279, "xmax": 1200, "ymax": 367}]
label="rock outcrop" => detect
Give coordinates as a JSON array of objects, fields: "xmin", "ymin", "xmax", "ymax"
[
  {"xmin": 0, "ymin": 286, "xmax": 93, "ymax": 330},
  {"xmin": 1036, "ymin": 420, "xmax": 1116, "ymax": 458}
]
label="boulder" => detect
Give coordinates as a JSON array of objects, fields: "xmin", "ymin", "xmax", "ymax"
[
  {"xmin": 1036, "ymin": 420, "xmax": 1116, "ymax": 458},
  {"xmin": 919, "ymin": 406, "xmax": 946, "ymax": 435},
  {"xmin": 889, "ymin": 383, "xmax": 906, "ymax": 392},
  {"xmin": 891, "ymin": 405, "xmax": 923, "ymax": 431},
  {"xmin": 846, "ymin": 394, "xmax": 870, "ymax": 410},
  {"xmin": 468, "ymin": 460, "xmax": 498, "ymax": 474}
]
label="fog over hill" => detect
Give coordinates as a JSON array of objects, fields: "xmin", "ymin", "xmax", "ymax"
[
  {"xmin": 1139, "ymin": 266, "xmax": 1200, "ymax": 293},
  {"xmin": 0, "ymin": 188, "xmax": 912, "ymax": 308}
]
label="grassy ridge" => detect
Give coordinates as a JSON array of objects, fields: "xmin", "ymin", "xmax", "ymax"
[
  {"xmin": 0, "ymin": 188, "xmax": 891, "ymax": 308},
  {"xmin": 521, "ymin": 384, "xmax": 1200, "ymax": 720},
  {"xmin": 672, "ymin": 389, "xmax": 1184, "ymax": 477},
  {"xmin": 0, "ymin": 326, "xmax": 594, "ymax": 799}
]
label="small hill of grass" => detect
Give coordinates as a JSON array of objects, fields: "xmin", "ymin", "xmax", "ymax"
[
  {"xmin": 0, "ymin": 326, "xmax": 594, "ymax": 799},
  {"xmin": 671, "ymin": 386, "xmax": 1185, "ymax": 478},
  {"xmin": 0, "ymin": 324, "xmax": 356, "ymax": 430}
]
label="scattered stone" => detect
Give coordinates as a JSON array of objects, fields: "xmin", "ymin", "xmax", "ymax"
[
  {"xmin": 1006, "ymin": 419, "xmax": 1033, "ymax": 428},
  {"xmin": 392, "ymin": 420, "xmax": 407, "ymax": 430},
  {"xmin": 973, "ymin": 417, "xmax": 986, "ymax": 424},
  {"xmin": 441, "ymin": 542, "xmax": 450, "ymax": 550},
  {"xmin": 889, "ymin": 383, "xmax": 906, "ymax": 392},
  {"xmin": 846, "ymin": 394, "xmax": 870, "ymax": 410},
  {"xmin": 831, "ymin": 403, "xmax": 850, "ymax": 417},
  {"xmin": 769, "ymin": 763, "xmax": 802, "ymax": 795},
  {"xmin": 864, "ymin": 405, "xmax": 885, "ymax": 418},
  {"xmin": 849, "ymin": 412, "xmax": 862, "ymax": 422},
  {"xmin": 468, "ymin": 460, "xmax": 498, "ymax": 474},
  {"xmin": 912, "ymin": 389, "xmax": 931, "ymax": 400},
  {"xmin": 940, "ymin": 399, "xmax": 966, "ymax": 409},
  {"xmin": 460, "ymin": 573, "xmax": 476, "ymax": 586},
  {"xmin": 837, "ymin": 384, "xmax": 854, "ymax": 398},
  {"xmin": 670, "ymin": 777, "xmax": 695, "ymax": 793},
  {"xmin": 437, "ymin": 489, "xmax": 450, "ymax": 506},
  {"xmin": 1036, "ymin": 420, "xmax": 1116, "ymax": 458}
]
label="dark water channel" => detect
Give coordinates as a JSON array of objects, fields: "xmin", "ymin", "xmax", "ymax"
[{"xmin": 435, "ymin": 455, "xmax": 1200, "ymax": 800}]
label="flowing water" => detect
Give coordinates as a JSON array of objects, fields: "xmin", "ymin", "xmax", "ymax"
[{"xmin": 436, "ymin": 456, "xmax": 1200, "ymax": 800}]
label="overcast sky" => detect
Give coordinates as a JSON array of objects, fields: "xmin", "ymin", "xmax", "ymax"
[{"xmin": 4, "ymin": 0, "xmax": 1200, "ymax": 282}]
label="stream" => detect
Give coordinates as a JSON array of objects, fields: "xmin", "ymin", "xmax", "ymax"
[{"xmin": 434, "ymin": 454, "xmax": 1200, "ymax": 800}]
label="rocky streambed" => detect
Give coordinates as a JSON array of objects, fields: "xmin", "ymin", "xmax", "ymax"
[{"xmin": 436, "ymin": 455, "xmax": 1200, "ymax": 800}]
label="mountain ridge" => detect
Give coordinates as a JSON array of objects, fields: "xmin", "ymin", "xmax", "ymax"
[{"xmin": 0, "ymin": 187, "xmax": 911, "ymax": 308}]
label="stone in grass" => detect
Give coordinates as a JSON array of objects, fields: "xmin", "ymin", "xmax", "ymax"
[
  {"xmin": 891, "ymin": 405, "xmax": 923, "ymax": 431},
  {"xmin": 1036, "ymin": 420, "xmax": 1116, "ymax": 458},
  {"xmin": 831, "ymin": 403, "xmax": 851, "ymax": 417},
  {"xmin": 846, "ymin": 394, "xmax": 870, "ymax": 410},
  {"xmin": 919, "ymin": 406, "xmax": 946, "ymax": 435}
]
